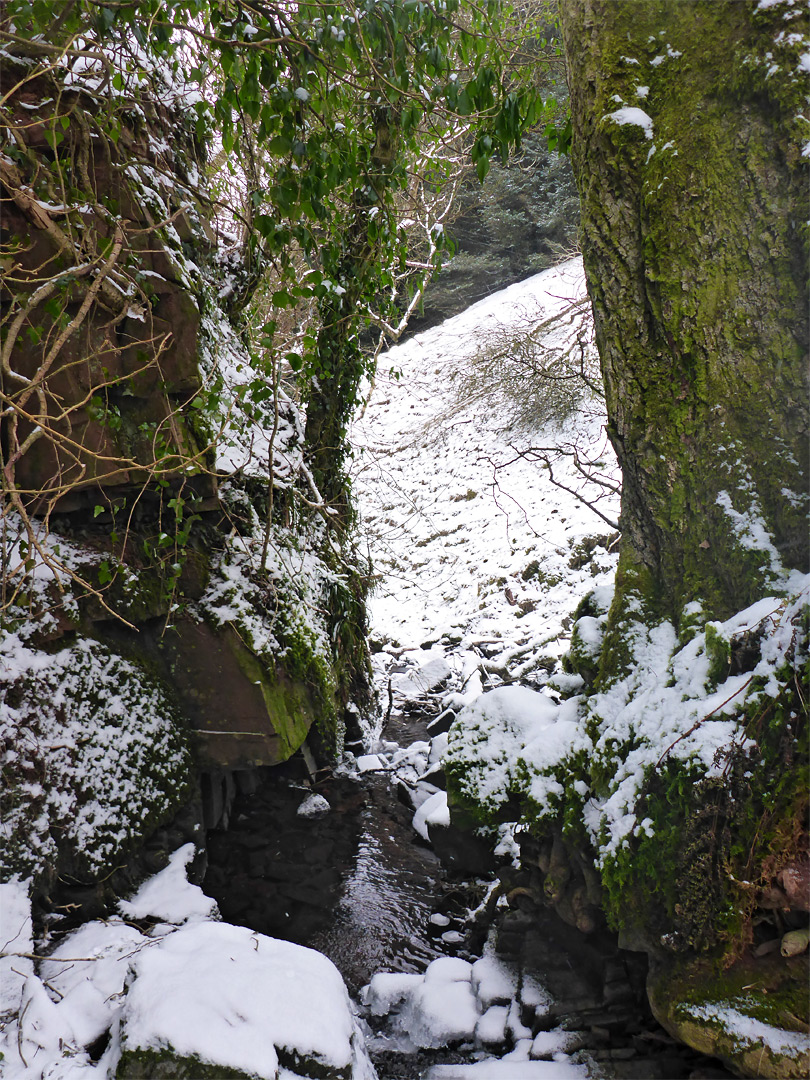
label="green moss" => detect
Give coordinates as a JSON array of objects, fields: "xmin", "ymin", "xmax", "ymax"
[
  {"xmin": 444, "ymin": 775, "xmax": 518, "ymax": 832},
  {"xmin": 703, "ymin": 622, "xmax": 731, "ymax": 689},
  {"xmin": 561, "ymin": 618, "xmax": 601, "ymax": 688},
  {"xmin": 522, "ymin": 747, "xmax": 592, "ymax": 844},
  {"xmin": 521, "ymin": 559, "xmax": 561, "ymax": 588},
  {"xmin": 229, "ymin": 639, "xmax": 314, "ymax": 760},
  {"xmin": 575, "ymin": 0, "xmax": 809, "ymax": 651},
  {"xmin": 598, "ymin": 670, "xmax": 808, "ymax": 956},
  {"xmin": 649, "ymin": 952, "xmax": 810, "ymax": 1080},
  {"xmin": 567, "ymin": 534, "xmax": 615, "ymax": 571},
  {"xmin": 117, "ymin": 1046, "xmax": 261, "ymax": 1080},
  {"xmin": 670, "ymin": 957, "xmax": 810, "ymax": 1034},
  {"xmin": 596, "ymin": 561, "xmax": 662, "ymax": 686},
  {"xmin": 274, "ymin": 613, "xmax": 346, "ymax": 757}
]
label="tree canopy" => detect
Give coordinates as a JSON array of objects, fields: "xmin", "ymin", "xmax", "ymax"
[{"xmin": 2, "ymin": 0, "xmax": 559, "ymax": 524}]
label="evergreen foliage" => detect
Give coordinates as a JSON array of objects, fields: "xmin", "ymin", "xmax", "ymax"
[{"xmin": 2, "ymin": 0, "xmax": 554, "ymax": 522}]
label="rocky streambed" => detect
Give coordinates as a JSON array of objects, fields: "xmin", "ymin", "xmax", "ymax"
[{"xmin": 203, "ymin": 702, "xmax": 737, "ymax": 1080}]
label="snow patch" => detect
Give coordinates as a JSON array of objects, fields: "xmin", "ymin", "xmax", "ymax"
[
  {"xmin": 119, "ymin": 844, "xmax": 218, "ymax": 924},
  {"xmin": 121, "ymin": 922, "xmax": 358, "ymax": 1078},
  {"xmin": 607, "ymin": 107, "xmax": 654, "ymax": 138}
]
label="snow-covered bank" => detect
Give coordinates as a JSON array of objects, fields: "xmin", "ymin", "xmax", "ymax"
[{"xmin": 0, "ymin": 848, "xmax": 375, "ymax": 1080}]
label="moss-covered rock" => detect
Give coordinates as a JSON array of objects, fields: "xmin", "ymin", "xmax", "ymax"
[
  {"xmin": 116, "ymin": 1048, "xmax": 260, "ymax": 1080},
  {"xmin": 161, "ymin": 618, "xmax": 321, "ymax": 770},
  {"xmin": 0, "ymin": 631, "xmax": 194, "ymax": 889},
  {"xmin": 648, "ymin": 951, "xmax": 810, "ymax": 1079}
]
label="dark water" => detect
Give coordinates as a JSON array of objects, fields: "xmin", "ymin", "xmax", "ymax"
[
  {"xmin": 305, "ymin": 776, "xmax": 446, "ymax": 991},
  {"xmin": 203, "ymin": 726, "xmax": 736, "ymax": 1080},
  {"xmin": 203, "ymin": 758, "xmax": 461, "ymax": 995}
]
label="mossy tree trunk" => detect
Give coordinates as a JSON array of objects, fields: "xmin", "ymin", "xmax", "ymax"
[
  {"xmin": 303, "ymin": 105, "xmax": 400, "ymax": 530},
  {"xmin": 559, "ymin": 0, "xmax": 808, "ymax": 666}
]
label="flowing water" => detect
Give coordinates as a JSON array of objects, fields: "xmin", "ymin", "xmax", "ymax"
[
  {"xmin": 203, "ymin": 751, "xmax": 463, "ymax": 995},
  {"xmin": 203, "ymin": 712, "xmax": 736, "ymax": 1080},
  {"xmin": 305, "ymin": 777, "xmax": 446, "ymax": 992}
]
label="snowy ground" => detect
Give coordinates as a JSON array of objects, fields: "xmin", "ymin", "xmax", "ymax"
[
  {"xmin": 0, "ymin": 847, "xmax": 375, "ymax": 1080},
  {"xmin": 345, "ymin": 261, "xmax": 621, "ymax": 1076},
  {"xmin": 352, "ymin": 258, "xmax": 620, "ymax": 711}
]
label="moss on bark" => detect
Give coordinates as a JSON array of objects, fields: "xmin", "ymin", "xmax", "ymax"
[{"xmin": 560, "ymin": 0, "xmax": 809, "ymax": 660}]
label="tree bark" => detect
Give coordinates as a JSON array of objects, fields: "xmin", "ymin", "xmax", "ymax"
[{"xmin": 559, "ymin": 0, "xmax": 808, "ymax": 657}]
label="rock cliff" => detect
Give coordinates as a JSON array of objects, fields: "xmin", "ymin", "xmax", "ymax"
[{"xmin": 0, "ymin": 48, "xmax": 371, "ymax": 906}]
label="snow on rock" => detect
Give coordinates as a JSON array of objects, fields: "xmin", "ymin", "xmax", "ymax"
[
  {"xmin": 356, "ymin": 753, "xmax": 386, "ymax": 772},
  {"xmin": 413, "ymin": 789, "xmax": 450, "ymax": 840},
  {"xmin": 362, "ymin": 956, "xmax": 480, "ymax": 1049},
  {"xmin": 471, "ymin": 953, "xmax": 518, "ymax": 1009},
  {"xmin": 410, "ymin": 780, "xmax": 443, "ymax": 811},
  {"xmin": 392, "ymin": 656, "xmax": 452, "ymax": 700},
  {"xmin": 361, "ymin": 947, "xmax": 559, "ymax": 1064},
  {"xmin": 530, "ymin": 1029, "xmax": 580, "ymax": 1059},
  {"xmin": 118, "ymin": 843, "xmax": 217, "ymax": 924},
  {"xmin": 571, "ymin": 615, "xmax": 603, "ymax": 658},
  {"xmin": 521, "ymin": 976, "xmax": 553, "ymax": 1017},
  {"xmin": 681, "ymin": 1003, "xmax": 810, "ymax": 1061},
  {"xmin": 16, "ymin": 975, "xmax": 72, "ymax": 1062},
  {"xmin": 583, "ymin": 574, "xmax": 810, "ymax": 863},
  {"xmin": 0, "ymin": 632, "xmax": 193, "ymax": 883},
  {"xmin": 1, "ymin": 880, "xmax": 142, "ymax": 1078},
  {"xmin": 607, "ymin": 106, "xmax": 654, "ymax": 138},
  {"xmin": 443, "ymin": 686, "xmax": 563, "ymax": 815},
  {"xmin": 429, "ymin": 732, "xmax": 448, "ymax": 764},
  {"xmin": 506, "ymin": 1000, "xmax": 534, "ymax": 1041},
  {"xmin": 363, "ymin": 972, "xmax": 425, "ymax": 1016},
  {"xmin": 297, "ymin": 792, "xmax": 331, "ymax": 817},
  {"xmin": 423, "ymin": 956, "xmax": 474, "ymax": 984},
  {"xmin": 519, "ymin": 696, "xmax": 591, "ymax": 809},
  {"xmin": 1, "ymin": 856, "xmax": 375, "ymax": 1080},
  {"xmin": 475, "ymin": 1005, "xmax": 510, "ymax": 1045},
  {"xmin": 408, "ymin": 978, "xmax": 481, "ymax": 1048},
  {"xmin": 120, "ymin": 921, "xmax": 360, "ymax": 1079},
  {"xmin": 40, "ymin": 921, "xmax": 147, "ymax": 1047},
  {"xmin": 424, "ymin": 1060, "xmax": 589, "ymax": 1078}
]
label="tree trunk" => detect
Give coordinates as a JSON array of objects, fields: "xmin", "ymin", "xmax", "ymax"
[
  {"xmin": 559, "ymin": 0, "xmax": 808, "ymax": 661},
  {"xmin": 303, "ymin": 105, "xmax": 399, "ymax": 529}
]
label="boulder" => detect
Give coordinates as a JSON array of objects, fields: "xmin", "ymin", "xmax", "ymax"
[
  {"xmin": 162, "ymin": 620, "xmax": 319, "ymax": 770},
  {"xmin": 648, "ymin": 952, "xmax": 810, "ymax": 1079},
  {"xmin": 117, "ymin": 922, "xmax": 367, "ymax": 1080}
]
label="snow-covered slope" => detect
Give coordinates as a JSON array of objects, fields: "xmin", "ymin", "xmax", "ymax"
[{"xmin": 353, "ymin": 258, "xmax": 620, "ymax": 682}]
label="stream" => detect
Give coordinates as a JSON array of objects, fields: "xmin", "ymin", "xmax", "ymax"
[{"xmin": 203, "ymin": 704, "xmax": 736, "ymax": 1080}]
